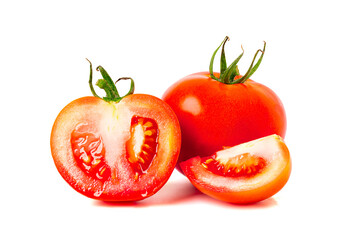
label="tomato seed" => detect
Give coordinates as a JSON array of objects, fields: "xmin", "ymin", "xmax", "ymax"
[
  {"xmin": 127, "ymin": 116, "xmax": 159, "ymax": 178},
  {"xmin": 71, "ymin": 126, "xmax": 110, "ymax": 182},
  {"xmin": 201, "ymin": 153, "xmax": 267, "ymax": 178}
]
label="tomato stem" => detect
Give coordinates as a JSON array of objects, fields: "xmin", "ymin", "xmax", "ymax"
[
  {"xmin": 115, "ymin": 77, "xmax": 135, "ymax": 98},
  {"xmin": 209, "ymin": 37, "xmax": 266, "ymax": 84},
  {"xmin": 87, "ymin": 59, "xmax": 135, "ymax": 102},
  {"xmin": 209, "ymin": 36, "xmax": 228, "ymax": 82},
  {"xmin": 87, "ymin": 58, "xmax": 101, "ymax": 99},
  {"xmin": 231, "ymin": 42, "xmax": 266, "ymax": 84},
  {"xmin": 219, "ymin": 37, "xmax": 229, "ymax": 80},
  {"xmin": 96, "ymin": 65, "xmax": 121, "ymax": 100}
]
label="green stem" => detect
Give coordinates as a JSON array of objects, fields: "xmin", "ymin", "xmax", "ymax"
[
  {"xmin": 209, "ymin": 38, "xmax": 266, "ymax": 84},
  {"xmin": 231, "ymin": 41, "xmax": 266, "ymax": 84},
  {"xmin": 86, "ymin": 58, "xmax": 101, "ymax": 98},
  {"xmin": 86, "ymin": 59, "xmax": 135, "ymax": 102},
  {"xmin": 96, "ymin": 65, "xmax": 121, "ymax": 100},
  {"xmin": 219, "ymin": 37, "xmax": 229, "ymax": 79},
  {"xmin": 115, "ymin": 77, "xmax": 135, "ymax": 98},
  {"xmin": 209, "ymin": 36, "xmax": 229, "ymax": 82},
  {"xmin": 221, "ymin": 46, "xmax": 244, "ymax": 84}
]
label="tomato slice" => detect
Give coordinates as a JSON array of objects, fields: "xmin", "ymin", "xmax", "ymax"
[
  {"xmin": 51, "ymin": 94, "xmax": 181, "ymax": 201},
  {"xmin": 180, "ymin": 135, "xmax": 291, "ymax": 204}
]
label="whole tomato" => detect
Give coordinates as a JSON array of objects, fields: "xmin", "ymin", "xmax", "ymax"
[{"xmin": 162, "ymin": 37, "xmax": 286, "ymax": 171}]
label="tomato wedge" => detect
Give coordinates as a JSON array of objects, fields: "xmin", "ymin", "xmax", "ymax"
[
  {"xmin": 51, "ymin": 61, "xmax": 181, "ymax": 201},
  {"xmin": 180, "ymin": 135, "xmax": 291, "ymax": 204}
]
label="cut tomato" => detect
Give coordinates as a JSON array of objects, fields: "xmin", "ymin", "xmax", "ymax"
[
  {"xmin": 51, "ymin": 61, "xmax": 181, "ymax": 201},
  {"xmin": 180, "ymin": 135, "xmax": 291, "ymax": 204}
]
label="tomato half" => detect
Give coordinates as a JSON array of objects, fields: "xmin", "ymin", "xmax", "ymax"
[
  {"xmin": 162, "ymin": 37, "xmax": 286, "ymax": 171},
  {"xmin": 51, "ymin": 61, "xmax": 181, "ymax": 201},
  {"xmin": 180, "ymin": 135, "xmax": 291, "ymax": 204}
]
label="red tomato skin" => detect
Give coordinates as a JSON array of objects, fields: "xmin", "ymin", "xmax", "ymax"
[
  {"xmin": 162, "ymin": 72, "xmax": 286, "ymax": 168},
  {"xmin": 51, "ymin": 95, "xmax": 181, "ymax": 201}
]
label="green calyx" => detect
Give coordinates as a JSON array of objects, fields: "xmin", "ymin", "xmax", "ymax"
[
  {"xmin": 86, "ymin": 59, "xmax": 134, "ymax": 102},
  {"xmin": 209, "ymin": 36, "xmax": 266, "ymax": 84}
]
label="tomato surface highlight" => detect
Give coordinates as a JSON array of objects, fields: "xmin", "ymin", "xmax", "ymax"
[{"xmin": 180, "ymin": 135, "xmax": 291, "ymax": 204}]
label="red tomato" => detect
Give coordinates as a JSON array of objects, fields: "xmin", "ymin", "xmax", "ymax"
[
  {"xmin": 51, "ymin": 61, "xmax": 181, "ymax": 201},
  {"xmin": 180, "ymin": 135, "xmax": 291, "ymax": 204},
  {"xmin": 162, "ymin": 37, "xmax": 286, "ymax": 171}
]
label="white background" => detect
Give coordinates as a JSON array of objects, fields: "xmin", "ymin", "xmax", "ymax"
[{"xmin": 1, "ymin": 0, "xmax": 359, "ymax": 239}]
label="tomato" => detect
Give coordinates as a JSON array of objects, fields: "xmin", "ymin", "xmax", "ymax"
[
  {"xmin": 162, "ymin": 37, "xmax": 286, "ymax": 171},
  {"xmin": 50, "ymin": 60, "xmax": 181, "ymax": 201},
  {"xmin": 180, "ymin": 135, "xmax": 291, "ymax": 204}
]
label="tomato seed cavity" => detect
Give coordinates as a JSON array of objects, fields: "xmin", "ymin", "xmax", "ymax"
[
  {"xmin": 202, "ymin": 153, "xmax": 266, "ymax": 178},
  {"xmin": 71, "ymin": 125, "xmax": 111, "ymax": 182},
  {"xmin": 126, "ymin": 116, "xmax": 159, "ymax": 179}
]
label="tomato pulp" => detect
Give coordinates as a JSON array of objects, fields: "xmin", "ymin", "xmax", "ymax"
[{"xmin": 180, "ymin": 135, "xmax": 291, "ymax": 204}]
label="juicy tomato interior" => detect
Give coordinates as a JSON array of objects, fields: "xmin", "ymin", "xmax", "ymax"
[
  {"xmin": 71, "ymin": 123, "xmax": 111, "ymax": 181},
  {"xmin": 180, "ymin": 134, "xmax": 291, "ymax": 204},
  {"xmin": 201, "ymin": 153, "xmax": 267, "ymax": 178},
  {"xmin": 126, "ymin": 116, "xmax": 159, "ymax": 180},
  {"xmin": 70, "ymin": 115, "xmax": 160, "ymax": 183}
]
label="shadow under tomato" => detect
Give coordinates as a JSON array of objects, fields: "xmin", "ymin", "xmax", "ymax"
[
  {"xmin": 93, "ymin": 178, "xmax": 278, "ymax": 209},
  {"xmin": 93, "ymin": 179, "xmax": 202, "ymax": 207},
  {"xmin": 186, "ymin": 190, "xmax": 278, "ymax": 209},
  {"xmin": 222, "ymin": 197, "xmax": 278, "ymax": 209},
  {"xmin": 139, "ymin": 179, "xmax": 202, "ymax": 206}
]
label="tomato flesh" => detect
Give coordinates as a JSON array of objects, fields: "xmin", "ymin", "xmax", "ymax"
[
  {"xmin": 180, "ymin": 135, "xmax": 291, "ymax": 204},
  {"xmin": 70, "ymin": 115, "xmax": 160, "ymax": 182},
  {"xmin": 202, "ymin": 153, "xmax": 267, "ymax": 178},
  {"xmin": 126, "ymin": 116, "xmax": 159, "ymax": 179},
  {"xmin": 71, "ymin": 123, "xmax": 111, "ymax": 182}
]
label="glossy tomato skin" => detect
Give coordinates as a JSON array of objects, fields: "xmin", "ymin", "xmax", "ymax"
[
  {"xmin": 162, "ymin": 72, "xmax": 286, "ymax": 169},
  {"xmin": 180, "ymin": 135, "xmax": 291, "ymax": 204},
  {"xmin": 51, "ymin": 94, "xmax": 181, "ymax": 201}
]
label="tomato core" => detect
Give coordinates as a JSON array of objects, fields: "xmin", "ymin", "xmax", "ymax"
[
  {"xmin": 201, "ymin": 153, "xmax": 266, "ymax": 178},
  {"xmin": 71, "ymin": 124, "xmax": 111, "ymax": 181},
  {"xmin": 126, "ymin": 116, "xmax": 159, "ymax": 179}
]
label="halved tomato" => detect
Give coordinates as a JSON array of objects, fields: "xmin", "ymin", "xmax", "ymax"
[
  {"xmin": 51, "ymin": 61, "xmax": 181, "ymax": 201},
  {"xmin": 180, "ymin": 135, "xmax": 291, "ymax": 204}
]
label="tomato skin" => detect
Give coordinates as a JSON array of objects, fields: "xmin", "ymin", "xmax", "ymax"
[
  {"xmin": 162, "ymin": 72, "xmax": 286, "ymax": 170},
  {"xmin": 180, "ymin": 135, "xmax": 291, "ymax": 204},
  {"xmin": 51, "ymin": 94, "xmax": 181, "ymax": 201}
]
